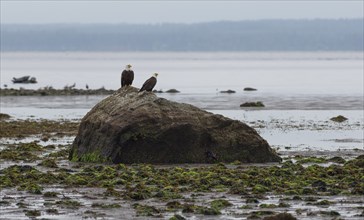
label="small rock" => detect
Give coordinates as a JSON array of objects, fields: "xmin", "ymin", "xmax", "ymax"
[
  {"xmin": 0, "ymin": 113, "xmax": 11, "ymax": 120},
  {"xmin": 165, "ymin": 89, "xmax": 180, "ymax": 93},
  {"xmin": 328, "ymin": 156, "xmax": 346, "ymax": 164},
  {"xmin": 153, "ymin": 90, "xmax": 163, "ymax": 93},
  {"xmin": 330, "ymin": 115, "xmax": 348, "ymax": 122},
  {"xmin": 220, "ymin": 90, "xmax": 236, "ymax": 94},
  {"xmin": 169, "ymin": 214, "xmax": 186, "ymax": 220},
  {"xmin": 244, "ymin": 87, "xmax": 257, "ymax": 91},
  {"xmin": 263, "ymin": 213, "xmax": 297, "ymax": 220},
  {"xmin": 240, "ymin": 102, "xmax": 265, "ymax": 107}
]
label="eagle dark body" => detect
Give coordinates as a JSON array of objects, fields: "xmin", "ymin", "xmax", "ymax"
[
  {"xmin": 139, "ymin": 76, "xmax": 157, "ymax": 92},
  {"xmin": 121, "ymin": 70, "xmax": 134, "ymax": 87}
]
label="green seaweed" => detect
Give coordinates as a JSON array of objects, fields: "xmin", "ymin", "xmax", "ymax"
[
  {"xmin": 25, "ymin": 209, "xmax": 41, "ymax": 217},
  {"xmin": 210, "ymin": 199, "xmax": 233, "ymax": 210},
  {"xmin": 91, "ymin": 203, "xmax": 121, "ymax": 208},
  {"xmin": 169, "ymin": 214, "xmax": 186, "ymax": 220},
  {"xmin": 43, "ymin": 191, "xmax": 59, "ymax": 197},
  {"xmin": 38, "ymin": 158, "xmax": 58, "ymax": 168},
  {"xmin": 133, "ymin": 203, "xmax": 162, "ymax": 217},
  {"xmin": 55, "ymin": 199, "xmax": 82, "ymax": 209},
  {"xmin": 72, "ymin": 151, "xmax": 110, "ymax": 163}
]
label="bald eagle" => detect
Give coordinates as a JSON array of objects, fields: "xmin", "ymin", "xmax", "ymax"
[
  {"xmin": 139, "ymin": 73, "xmax": 158, "ymax": 92},
  {"xmin": 121, "ymin": 64, "xmax": 134, "ymax": 87}
]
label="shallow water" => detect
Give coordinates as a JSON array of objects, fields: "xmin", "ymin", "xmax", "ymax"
[
  {"xmin": 1, "ymin": 52, "xmax": 363, "ymax": 95},
  {"xmin": 1, "ymin": 52, "xmax": 364, "ymax": 219}
]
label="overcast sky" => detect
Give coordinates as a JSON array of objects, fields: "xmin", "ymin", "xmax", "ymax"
[{"xmin": 1, "ymin": 1, "xmax": 363, "ymax": 24}]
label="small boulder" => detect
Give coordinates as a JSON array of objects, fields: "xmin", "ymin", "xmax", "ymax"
[
  {"xmin": 153, "ymin": 90, "xmax": 164, "ymax": 93},
  {"xmin": 240, "ymin": 102, "xmax": 265, "ymax": 107},
  {"xmin": 244, "ymin": 87, "xmax": 257, "ymax": 91},
  {"xmin": 165, "ymin": 89, "xmax": 180, "ymax": 93},
  {"xmin": 0, "ymin": 113, "xmax": 11, "ymax": 120},
  {"xmin": 220, "ymin": 90, "xmax": 236, "ymax": 94},
  {"xmin": 330, "ymin": 115, "xmax": 348, "ymax": 122},
  {"xmin": 70, "ymin": 87, "xmax": 280, "ymax": 164}
]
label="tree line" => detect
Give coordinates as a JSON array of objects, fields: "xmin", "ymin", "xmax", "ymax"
[{"xmin": 1, "ymin": 19, "xmax": 363, "ymax": 51}]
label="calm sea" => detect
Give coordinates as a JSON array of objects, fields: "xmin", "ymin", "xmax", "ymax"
[
  {"xmin": 1, "ymin": 52, "xmax": 363, "ymax": 152},
  {"xmin": 1, "ymin": 52, "xmax": 363, "ymax": 94},
  {"xmin": 1, "ymin": 52, "xmax": 363, "ymax": 110}
]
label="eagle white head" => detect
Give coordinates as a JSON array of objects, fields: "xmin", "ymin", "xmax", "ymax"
[
  {"xmin": 153, "ymin": 73, "xmax": 159, "ymax": 78},
  {"xmin": 125, "ymin": 64, "xmax": 132, "ymax": 71}
]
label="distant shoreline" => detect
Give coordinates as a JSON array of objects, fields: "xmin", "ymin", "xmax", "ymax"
[
  {"xmin": 0, "ymin": 88, "xmax": 181, "ymax": 96},
  {"xmin": 2, "ymin": 19, "xmax": 363, "ymax": 51},
  {"xmin": 0, "ymin": 88, "xmax": 115, "ymax": 96}
]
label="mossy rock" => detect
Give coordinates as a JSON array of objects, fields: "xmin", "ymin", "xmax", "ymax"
[
  {"xmin": 240, "ymin": 101, "xmax": 265, "ymax": 107},
  {"xmin": 70, "ymin": 87, "xmax": 280, "ymax": 164},
  {"xmin": 210, "ymin": 199, "xmax": 233, "ymax": 210},
  {"xmin": 0, "ymin": 113, "xmax": 11, "ymax": 120},
  {"xmin": 25, "ymin": 210, "xmax": 41, "ymax": 217},
  {"xmin": 263, "ymin": 213, "xmax": 297, "ymax": 220},
  {"xmin": 133, "ymin": 203, "xmax": 161, "ymax": 217},
  {"xmin": 330, "ymin": 115, "xmax": 348, "ymax": 122}
]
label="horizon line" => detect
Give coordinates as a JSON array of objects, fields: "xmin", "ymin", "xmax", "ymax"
[{"xmin": 1, "ymin": 18, "xmax": 363, "ymax": 25}]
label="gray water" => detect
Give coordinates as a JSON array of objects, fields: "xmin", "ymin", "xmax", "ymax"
[
  {"xmin": 1, "ymin": 52, "xmax": 364, "ymax": 220},
  {"xmin": 1, "ymin": 52, "xmax": 363, "ymax": 95},
  {"xmin": 1, "ymin": 52, "xmax": 363, "ymax": 151}
]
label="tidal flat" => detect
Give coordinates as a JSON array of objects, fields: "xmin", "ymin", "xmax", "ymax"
[{"xmin": 1, "ymin": 116, "xmax": 363, "ymax": 220}]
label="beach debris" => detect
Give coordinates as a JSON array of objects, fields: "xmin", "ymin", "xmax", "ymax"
[
  {"xmin": 12, "ymin": 76, "xmax": 37, "ymax": 84},
  {"xmin": 240, "ymin": 101, "xmax": 265, "ymax": 107},
  {"xmin": 220, "ymin": 89, "xmax": 236, "ymax": 93},
  {"xmin": 244, "ymin": 87, "xmax": 257, "ymax": 91},
  {"xmin": 330, "ymin": 115, "xmax": 348, "ymax": 122}
]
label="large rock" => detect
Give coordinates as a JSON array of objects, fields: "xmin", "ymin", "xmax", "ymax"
[{"xmin": 70, "ymin": 87, "xmax": 281, "ymax": 164}]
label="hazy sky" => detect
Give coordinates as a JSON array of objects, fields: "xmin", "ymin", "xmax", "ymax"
[{"xmin": 1, "ymin": 1, "xmax": 363, "ymax": 24}]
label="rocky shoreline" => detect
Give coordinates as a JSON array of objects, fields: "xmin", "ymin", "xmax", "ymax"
[
  {"xmin": 0, "ymin": 88, "xmax": 184, "ymax": 96},
  {"xmin": 0, "ymin": 87, "xmax": 115, "ymax": 96},
  {"xmin": 1, "ymin": 115, "xmax": 363, "ymax": 219}
]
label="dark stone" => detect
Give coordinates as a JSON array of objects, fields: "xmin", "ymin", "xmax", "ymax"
[
  {"xmin": 220, "ymin": 90, "xmax": 236, "ymax": 94},
  {"xmin": 70, "ymin": 87, "xmax": 281, "ymax": 164},
  {"xmin": 330, "ymin": 115, "xmax": 348, "ymax": 122},
  {"xmin": 328, "ymin": 156, "xmax": 346, "ymax": 164},
  {"xmin": 153, "ymin": 90, "xmax": 164, "ymax": 93},
  {"xmin": 0, "ymin": 113, "xmax": 11, "ymax": 120},
  {"xmin": 263, "ymin": 213, "xmax": 297, "ymax": 220},
  {"xmin": 312, "ymin": 180, "xmax": 327, "ymax": 192},
  {"xmin": 240, "ymin": 102, "xmax": 265, "ymax": 107},
  {"xmin": 244, "ymin": 87, "xmax": 257, "ymax": 91},
  {"xmin": 165, "ymin": 89, "xmax": 180, "ymax": 93}
]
